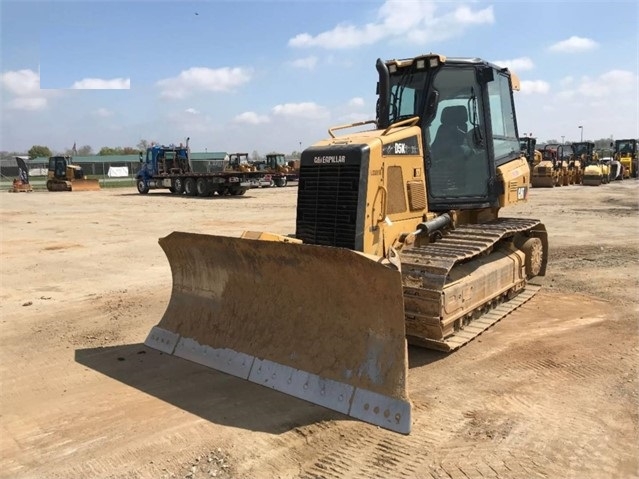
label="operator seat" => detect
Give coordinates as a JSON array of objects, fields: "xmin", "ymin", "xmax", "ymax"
[
  {"xmin": 428, "ymin": 105, "xmax": 470, "ymax": 193},
  {"xmin": 430, "ymin": 105, "xmax": 468, "ymax": 162}
]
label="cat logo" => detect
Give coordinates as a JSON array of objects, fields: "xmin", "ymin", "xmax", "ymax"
[{"xmin": 517, "ymin": 186, "xmax": 527, "ymax": 200}]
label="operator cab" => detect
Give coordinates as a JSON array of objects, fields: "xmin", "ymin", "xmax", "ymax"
[
  {"xmin": 229, "ymin": 153, "xmax": 251, "ymax": 168},
  {"xmin": 49, "ymin": 156, "xmax": 68, "ymax": 179},
  {"xmin": 266, "ymin": 153, "xmax": 288, "ymax": 169},
  {"xmin": 377, "ymin": 55, "xmax": 521, "ymax": 212},
  {"xmin": 615, "ymin": 139, "xmax": 636, "ymax": 156},
  {"xmin": 519, "ymin": 137, "xmax": 537, "ymax": 166}
]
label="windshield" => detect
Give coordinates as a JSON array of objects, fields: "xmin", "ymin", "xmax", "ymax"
[
  {"xmin": 425, "ymin": 66, "xmax": 490, "ymax": 199},
  {"xmin": 572, "ymin": 143, "xmax": 589, "ymax": 156},
  {"xmin": 559, "ymin": 145, "xmax": 573, "ymax": 158},
  {"xmin": 616, "ymin": 141, "xmax": 635, "ymax": 154}
]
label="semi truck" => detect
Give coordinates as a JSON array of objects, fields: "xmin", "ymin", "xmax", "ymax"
[{"xmin": 135, "ymin": 140, "xmax": 269, "ymax": 196}]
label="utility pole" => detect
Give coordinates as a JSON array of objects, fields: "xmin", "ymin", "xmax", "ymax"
[
  {"xmin": 561, "ymin": 135, "xmax": 565, "ymax": 144},
  {"xmin": 578, "ymin": 125, "xmax": 583, "ymax": 142}
]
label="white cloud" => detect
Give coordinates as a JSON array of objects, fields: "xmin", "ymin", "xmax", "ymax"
[
  {"xmin": 71, "ymin": 77, "xmax": 130, "ymax": 89},
  {"xmin": 348, "ymin": 97, "xmax": 365, "ymax": 108},
  {"xmin": 234, "ymin": 111, "xmax": 271, "ymax": 125},
  {"xmin": 516, "ymin": 67, "xmax": 638, "ymax": 142},
  {"xmin": 549, "ymin": 36, "xmax": 598, "ymax": 53},
  {"xmin": 156, "ymin": 66, "xmax": 252, "ymax": 99},
  {"xmin": 185, "ymin": 108, "xmax": 200, "ymax": 115},
  {"xmin": 94, "ymin": 107, "xmax": 114, "ymax": 117},
  {"xmin": 559, "ymin": 76, "xmax": 574, "ymax": 87},
  {"xmin": 519, "ymin": 80, "xmax": 550, "ymax": 95},
  {"xmin": 1, "ymin": 69, "xmax": 40, "ymax": 96},
  {"xmin": 272, "ymin": 102, "xmax": 329, "ymax": 120},
  {"xmin": 493, "ymin": 57, "xmax": 534, "ymax": 72},
  {"xmin": 289, "ymin": 1, "xmax": 494, "ymax": 49},
  {"xmin": 574, "ymin": 70, "xmax": 636, "ymax": 98},
  {"xmin": 1, "ymin": 69, "xmax": 53, "ymax": 110},
  {"xmin": 290, "ymin": 56, "xmax": 318, "ymax": 70},
  {"xmin": 8, "ymin": 97, "xmax": 47, "ymax": 111},
  {"xmin": 165, "ymin": 109, "xmax": 215, "ymax": 135},
  {"xmin": 338, "ymin": 112, "xmax": 371, "ymax": 124}
]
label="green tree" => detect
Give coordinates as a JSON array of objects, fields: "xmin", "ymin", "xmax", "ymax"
[
  {"xmin": 78, "ymin": 145, "xmax": 93, "ymax": 156},
  {"xmin": 98, "ymin": 146, "xmax": 124, "ymax": 156},
  {"xmin": 64, "ymin": 144, "xmax": 94, "ymax": 156},
  {"xmin": 136, "ymin": 139, "xmax": 157, "ymax": 150},
  {"xmin": 28, "ymin": 145, "xmax": 52, "ymax": 159}
]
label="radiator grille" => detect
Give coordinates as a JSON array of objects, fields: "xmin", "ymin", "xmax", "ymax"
[{"xmin": 296, "ymin": 163, "xmax": 361, "ymax": 249}]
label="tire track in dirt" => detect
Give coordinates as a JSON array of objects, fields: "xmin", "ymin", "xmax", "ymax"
[{"xmin": 290, "ymin": 291, "xmax": 636, "ymax": 479}]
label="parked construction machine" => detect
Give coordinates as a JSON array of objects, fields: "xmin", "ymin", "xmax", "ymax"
[
  {"xmin": 144, "ymin": 53, "xmax": 548, "ymax": 434},
  {"xmin": 46, "ymin": 156, "xmax": 101, "ymax": 191},
  {"xmin": 519, "ymin": 137, "xmax": 542, "ymax": 169},
  {"xmin": 226, "ymin": 153, "xmax": 255, "ymax": 172},
  {"xmin": 224, "ymin": 153, "xmax": 273, "ymax": 187},
  {"xmin": 556, "ymin": 143, "xmax": 578, "ymax": 185},
  {"xmin": 252, "ymin": 153, "xmax": 300, "ymax": 186},
  {"xmin": 254, "ymin": 153, "xmax": 300, "ymax": 187},
  {"xmin": 8, "ymin": 157, "xmax": 33, "ymax": 192},
  {"xmin": 531, "ymin": 144, "xmax": 569, "ymax": 187},
  {"xmin": 614, "ymin": 139, "xmax": 637, "ymax": 178},
  {"xmin": 575, "ymin": 142, "xmax": 609, "ymax": 186}
]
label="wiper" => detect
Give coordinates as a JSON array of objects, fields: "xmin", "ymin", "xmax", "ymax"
[{"xmin": 468, "ymin": 87, "xmax": 483, "ymax": 145}]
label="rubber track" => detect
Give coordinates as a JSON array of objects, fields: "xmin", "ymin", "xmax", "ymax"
[{"xmin": 400, "ymin": 217, "xmax": 543, "ymax": 352}]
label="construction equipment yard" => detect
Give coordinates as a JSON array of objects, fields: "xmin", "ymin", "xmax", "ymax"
[{"xmin": 1, "ymin": 183, "xmax": 638, "ymax": 479}]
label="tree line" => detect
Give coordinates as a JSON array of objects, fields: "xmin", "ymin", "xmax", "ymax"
[{"xmin": 2, "ymin": 141, "xmax": 303, "ymax": 161}]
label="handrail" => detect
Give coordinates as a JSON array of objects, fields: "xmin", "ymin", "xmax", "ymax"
[
  {"xmin": 328, "ymin": 120, "xmax": 378, "ymax": 138},
  {"xmin": 381, "ymin": 116, "xmax": 420, "ymax": 136}
]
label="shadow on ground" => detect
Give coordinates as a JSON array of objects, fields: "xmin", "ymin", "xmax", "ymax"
[
  {"xmin": 75, "ymin": 343, "xmax": 339, "ymax": 434},
  {"xmin": 75, "ymin": 341, "xmax": 446, "ymax": 434}
]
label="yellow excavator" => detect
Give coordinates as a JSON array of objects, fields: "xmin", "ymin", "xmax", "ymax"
[
  {"xmin": 46, "ymin": 156, "xmax": 101, "ymax": 191},
  {"xmin": 144, "ymin": 54, "xmax": 548, "ymax": 434}
]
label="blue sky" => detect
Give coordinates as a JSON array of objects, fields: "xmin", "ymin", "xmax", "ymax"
[{"xmin": 1, "ymin": 0, "xmax": 637, "ymax": 154}]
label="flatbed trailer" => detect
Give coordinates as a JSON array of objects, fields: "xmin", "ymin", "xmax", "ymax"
[{"xmin": 135, "ymin": 141, "xmax": 271, "ymax": 196}]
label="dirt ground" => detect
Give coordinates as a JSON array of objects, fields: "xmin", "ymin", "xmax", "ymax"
[{"xmin": 1, "ymin": 180, "xmax": 638, "ymax": 479}]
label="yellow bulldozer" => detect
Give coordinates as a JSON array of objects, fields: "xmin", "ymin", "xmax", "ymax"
[
  {"xmin": 46, "ymin": 156, "xmax": 101, "ymax": 191},
  {"xmin": 144, "ymin": 54, "xmax": 548, "ymax": 434},
  {"xmin": 225, "ymin": 152, "xmax": 256, "ymax": 173},
  {"xmin": 254, "ymin": 153, "xmax": 300, "ymax": 187}
]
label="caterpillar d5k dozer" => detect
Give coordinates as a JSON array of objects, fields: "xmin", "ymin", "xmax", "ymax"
[
  {"xmin": 145, "ymin": 54, "xmax": 548, "ymax": 434},
  {"xmin": 46, "ymin": 156, "xmax": 101, "ymax": 191}
]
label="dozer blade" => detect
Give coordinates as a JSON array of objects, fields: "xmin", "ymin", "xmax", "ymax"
[
  {"xmin": 71, "ymin": 179, "xmax": 101, "ymax": 191},
  {"xmin": 145, "ymin": 232, "xmax": 412, "ymax": 434}
]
